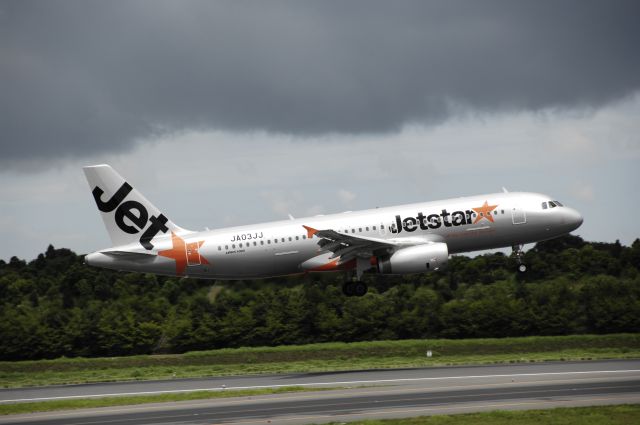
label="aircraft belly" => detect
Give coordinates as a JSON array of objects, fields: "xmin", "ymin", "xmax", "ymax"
[{"xmin": 197, "ymin": 244, "xmax": 317, "ymax": 279}]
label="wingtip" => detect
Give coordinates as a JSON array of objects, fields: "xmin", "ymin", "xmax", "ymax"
[
  {"xmin": 83, "ymin": 164, "xmax": 111, "ymax": 170},
  {"xmin": 302, "ymin": 225, "xmax": 318, "ymax": 238}
]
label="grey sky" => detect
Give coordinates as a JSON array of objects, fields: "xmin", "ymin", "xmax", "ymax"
[{"xmin": 1, "ymin": 1, "xmax": 639, "ymax": 260}]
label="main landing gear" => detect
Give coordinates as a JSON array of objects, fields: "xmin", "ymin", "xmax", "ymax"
[
  {"xmin": 342, "ymin": 280, "xmax": 368, "ymax": 297},
  {"xmin": 513, "ymin": 244, "xmax": 527, "ymax": 273},
  {"xmin": 342, "ymin": 257, "xmax": 371, "ymax": 297}
]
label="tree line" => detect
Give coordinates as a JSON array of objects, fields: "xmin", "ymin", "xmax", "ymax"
[{"xmin": 1, "ymin": 235, "xmax": 639, "ymax": 361}]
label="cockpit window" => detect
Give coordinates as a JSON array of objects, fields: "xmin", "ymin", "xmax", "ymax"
[
  {"xmin": 542, "ymin": 202, "xmax": 548, "ymax": 209},
  {"xmin": 548, "ymin": 201, "xmax": 557, "ymax": 208},
  {"xmin": 554, "ymin": 200, "xmax": 563, "ymax": 207}
]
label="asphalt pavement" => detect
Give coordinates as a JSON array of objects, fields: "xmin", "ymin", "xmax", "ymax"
[{"xmin": 2, "ymin": 360, "xmax": 639, "ymax": 424}]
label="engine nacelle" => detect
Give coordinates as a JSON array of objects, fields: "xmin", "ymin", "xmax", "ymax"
[{"xmin": 377, "ymin": 243, "xmax": 448, "ymax": 274}]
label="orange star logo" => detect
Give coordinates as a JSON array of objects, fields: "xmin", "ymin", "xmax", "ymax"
[
  {"xmin": 158, "ymin": 232, "xmax": 209, "ymax": 275},
  {"xmin": 472, "ymin": 200, "xmax": 498, "ymax": 224}
]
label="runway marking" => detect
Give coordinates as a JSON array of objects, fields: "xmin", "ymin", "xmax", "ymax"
[{"xmin": 2, "ymin": 369, "xmax": 640, "ymax": 403}]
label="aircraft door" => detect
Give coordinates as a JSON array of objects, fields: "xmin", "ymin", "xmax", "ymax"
[
  {"xmin": 511, "ymin": 205, "xmax": 527, "ymax": 225},
  {"xmin": 186, "ymin": 241, "xmax": 202, "ymax": 266}
]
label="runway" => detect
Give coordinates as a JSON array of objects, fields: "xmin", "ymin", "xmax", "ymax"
[{"xmin": 2, "ymin": 360, "xmax": 639, "ymax": 424}]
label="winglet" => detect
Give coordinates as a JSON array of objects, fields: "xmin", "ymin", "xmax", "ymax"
[{"xmin": 303, "ymin": 225, "xmax": 318, "ymax": 239}]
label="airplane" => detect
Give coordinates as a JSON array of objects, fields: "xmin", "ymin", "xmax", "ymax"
[{"xmin": 83, "ymin": 164, "xmax": 583, "ymax": 296}]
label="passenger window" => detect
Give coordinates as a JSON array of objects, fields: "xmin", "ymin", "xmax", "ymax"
[
  {"xmin": 260, "ymin": 241, "xmax": 264, "ymax": 245},
  {"xmin": 268, "ymin": 240, "xmax": 271, "ymax": 244},
  {"xmin": 359, "ymin": 228, "xmax": 362, "ymax": 232},
  {"xmin": 253, "ymin": 241, "xmax": 257, "ymax": 246},
  {"xmin": 274, "ymin": 239, "xmax": 277, "ymax": 243},
  {"xmin": 225, "ymin": 245, "xmax": 228, "ymax": 250},
  {"xmin": 232, "ymin": 244, "xmax": 236, "ymax": 248},
  {"xmin": 281, "ymin": 238, "xmax": 285, "ymax": 242},
  {"xmin": 288, "ymin": 237, "xmax": 292, "ymax": 242},
  {"xmin": 351, "ymin": 229, "xmax": 355, "ymax": 233},
  {"xmin": 302, "ymin": 235, "xmax": 306, "ymax": 239},
  {"xmin": 373, "ymin": 226, "xmax": 377, "ymax": 230},
  {"xmin": 218, "ymin": 246, "xmax": 221, "ymax": 251},
  {"xmin": 366, "ymin": 227, "xmax": 369, "ymax": 231},
  {"xmin": 239, "ymin": 243, "xmax": 242, "ymax": 248}
]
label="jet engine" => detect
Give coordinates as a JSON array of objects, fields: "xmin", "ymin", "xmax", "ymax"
[{"xmin": 377, "ymin": 243, "xmax": 448, "ymax": 274}]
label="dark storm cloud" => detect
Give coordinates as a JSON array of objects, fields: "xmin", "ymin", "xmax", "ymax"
[{"xmin": 1, "ymin": 0, "xmax": 639, "ymax": 162}]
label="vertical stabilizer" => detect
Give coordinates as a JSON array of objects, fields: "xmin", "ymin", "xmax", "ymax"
[{"xmin": 83, "ymin": 164, "xmax": 190, "ymax": 249}]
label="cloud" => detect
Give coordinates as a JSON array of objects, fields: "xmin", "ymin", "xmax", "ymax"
[
  {"xmin": 1, "ymin": 1, "xmax": 640, "ymax": 165},
  {"xmin": 1, "ymin": 93, "xmax": 638, "ymax": 261},
  {"xmin": 338, "ymin": 189, "xmax": 357, "ymax": 205},
  {"xmin": 572, "ymin": 185, "xmax": 595, "ymax": 202}
]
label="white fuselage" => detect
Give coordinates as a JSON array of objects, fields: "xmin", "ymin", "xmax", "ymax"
[{"xmin": 86, "ymin": 191, "xmax": 583, "ymax": 279}]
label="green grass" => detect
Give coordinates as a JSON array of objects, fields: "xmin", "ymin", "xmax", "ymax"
[
  {"xmin": 1, "ymin": 334, "xmax": 639, "ymax": 388},
  {"xmin": 0, "ymin": 386, "xmax": 328, "ymax": 415},
  {"xmin": 330, "ymin": 404, "xmax": 640, "ymax": 425}
]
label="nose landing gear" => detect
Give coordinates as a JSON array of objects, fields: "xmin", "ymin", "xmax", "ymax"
[{"xmin": 513, "ymin": 244, "xmax": 527, "ymax": 273}]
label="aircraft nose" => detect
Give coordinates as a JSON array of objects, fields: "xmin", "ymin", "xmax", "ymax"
[{"xmin": 563, "ymin": 207, "xmax": 583, "ymax": 231}]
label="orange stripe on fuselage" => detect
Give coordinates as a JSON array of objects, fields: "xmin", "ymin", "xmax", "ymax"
[{"xmin": 309, "ymin": 258, "xmax": 356, "ymax": 272}]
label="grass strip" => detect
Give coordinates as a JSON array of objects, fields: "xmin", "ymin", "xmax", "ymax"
[
  {"xmin": 0, "ymin": 385, "xmax": 330, "ymax": 415},
  {"xmin": 1, "ymin": 333, "xmax": 639, "ymax": 388},
  {"xmin": 329, "ymin": 403, "xmax": 640, "ymax": 425}
]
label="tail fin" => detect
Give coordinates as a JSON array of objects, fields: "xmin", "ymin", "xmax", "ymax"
[{"xmin": 83, "ymin": 164, "xmax": 191, "ymax": 250}]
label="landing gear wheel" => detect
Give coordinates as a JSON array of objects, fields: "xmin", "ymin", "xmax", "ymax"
[
  {"xmin": 342, "ymin": 281, "xmax": 368, "ymax": 297},
  {"xmin": 518, "ymin": 263, "xmax": 527, "ymax": 273},
  {"xmin": 342, "ymin": 282, "xmax": 355, "ymax": 297},
  {"xmin": 353, "ymin": 281, "xmax": 368, "ymax": 297}
]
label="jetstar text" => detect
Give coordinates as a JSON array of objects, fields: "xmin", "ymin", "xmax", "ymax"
[
  {"xmin": 391, "ymin": 209, "xmax": 479, "ymax": 233},
  {"xmin": 92, "ymin": 182, "xmax": 168, "ymax": 250}
]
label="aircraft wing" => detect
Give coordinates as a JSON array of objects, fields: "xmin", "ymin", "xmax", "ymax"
[{"xmin": 303, "ymin": 225, "xmax": 398, "ymax": 264}]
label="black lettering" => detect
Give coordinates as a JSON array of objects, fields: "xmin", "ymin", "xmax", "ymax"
[
  {"xmin": 452, "ymin": 211, "xmax": 466, "ymax": 226},
  {"xmin": 427, "ymin": 214, "xmax": 441, "ymax": 229},
  {"xmin": 441, "ymin": 209, "xmax": 452, "ymax": 227},
  {"xmin": 139, "ymin": 214, "xmax": 169, "ymax": 250},
  {"xmin": 231, "ymin": 235, "xmax": 236, "ymax": 242},
  {"xmin": 114, "ymin": 200, "xmax": 148, "ymax": 234},
  {"xmin": 92, "ymin": 182, "xmax": 132, "ymax": 212},
  {"xmin": 392, "ymin": 215, "xmax": 402, "ymax": 233},
  {"xmin": 466, "ymin": 210, "xmax": 473, "ymax": 224},
  {"xmin": 403, "ymin": 217, "xmax": 417, "ymax": 232},
  {"xmin": 417, "ymin": 212, "xmax": 428, "ymax": 230}
]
